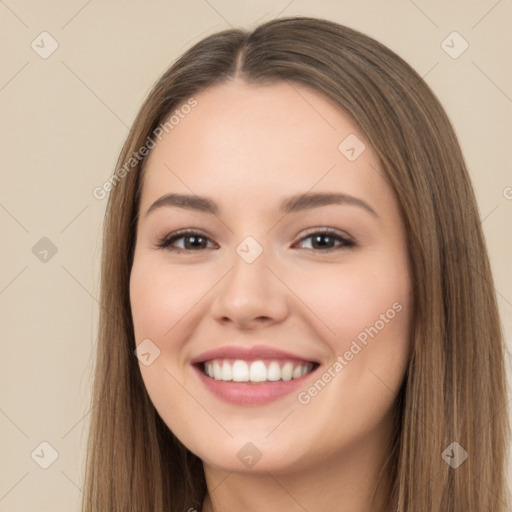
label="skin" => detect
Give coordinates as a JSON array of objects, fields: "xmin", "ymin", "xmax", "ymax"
[{"xmin": 129, "ymin": 79, "xmax": 412, "ymax": 512}]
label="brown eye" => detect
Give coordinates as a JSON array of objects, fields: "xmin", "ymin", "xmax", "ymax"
[
  {"xmin": 156, "ymin": 230, "xmax": 216, "ymax": 252},
  {"xmin": 295, "ymin": 229, "xmax": 354, "ymax": 252}
]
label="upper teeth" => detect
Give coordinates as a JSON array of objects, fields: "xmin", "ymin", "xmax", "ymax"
[{"xmin": 204, "ymin": 359, "xmax": 314, "ymax": 382}]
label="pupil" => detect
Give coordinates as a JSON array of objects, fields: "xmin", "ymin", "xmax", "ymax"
[
  {"xmin": 186, "ymin": 235, "xmax": 204, "ymax": 249},
  {"xmin": 313, "ymin": 234, "xmax": 333, "ymax": 249}
]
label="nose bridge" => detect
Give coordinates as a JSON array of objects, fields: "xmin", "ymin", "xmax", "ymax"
[
  {"xmin": 210, "ymin": 234, "xmax": 288, "ymax": 326},
  {"xmin": 227, "ymin": 236, "xmax": 273, "ymax": 304}
]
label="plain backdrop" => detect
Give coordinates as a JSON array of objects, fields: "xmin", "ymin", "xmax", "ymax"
[{"xmin": 1, "ymin": 1, "xmax": 511, "ymax": 510}]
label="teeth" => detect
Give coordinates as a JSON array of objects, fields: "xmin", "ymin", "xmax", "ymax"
[
  {"xmin": 213, "ymin": 360, "xmax": 222, "ymax": 380},
  {"xmin": 249, "ymin": 360, "xmax": 267, "ymax": 382},
  {"xmin": 267, "ymin": 361, "xmax": 281, "ymax": 381},
  {"xmin": 232, "ymin": 360, "xmax": 247, "ymax": 382},
  {"xmin": 221, "ymin": 360, "xmax": 232, "ymax": 381},
  {"xmin": 292, "ymin": 364, "xmax": 303, "ymax": 379},
  {"xmin": 281, "ymin": 362, "xmax": 293, "ymax": 381},
  {"xmin": 203, "ymin": 359, "xmax": 314, "ymax": 382}
]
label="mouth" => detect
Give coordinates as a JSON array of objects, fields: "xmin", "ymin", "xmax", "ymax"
[
  {"xmin": 191, "ymin": 345, "xmax": 321, "ymax": 405},
  {"xmin": 197, "ymin": 358, "xmax": 319, "ymax": 383}
]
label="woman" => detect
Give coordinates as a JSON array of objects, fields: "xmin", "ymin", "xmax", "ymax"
[{"xmin": 82, "ymin": 16, "xmax": 510, "ymax": 512}]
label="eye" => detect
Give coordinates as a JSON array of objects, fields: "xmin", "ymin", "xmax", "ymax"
[
  {"xmin": 294, "ymin": 228, "xmax": 355, "ymax": 253},
  {"xmin": 155, "ymin": 229, "xmax": 216, "ymax": 253},
  {"xmin": 155, "ymin": 227, "xmax": 355, "ymax": 254}
]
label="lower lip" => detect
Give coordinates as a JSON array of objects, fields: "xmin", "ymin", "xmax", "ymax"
[{"xmin": 193, "ymin": 364, "xmax": 317, "ymax": 405}]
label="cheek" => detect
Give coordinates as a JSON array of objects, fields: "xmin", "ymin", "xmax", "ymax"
[
  {"xmin": 129, "ymin": 258, "xmax": 207, "ymax": 343},
  {"xmin": 321, "ymin": 257, "xmax": 411, "ymax": 402},
  {"xmin": 129, "ymin": 258, "xmax": 205, "ymax": 431},
  {"xmin": 290, "ymin": 262, "xmax": 410, "ymax": 453},
  {"xmin": 289, "ymin": 253, "xmax": 410, "ymax": 351}
]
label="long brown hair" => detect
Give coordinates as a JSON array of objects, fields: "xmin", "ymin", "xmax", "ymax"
[{"xmin": 82, "ymin": 16, "xmax": 510, "ymax": 511}]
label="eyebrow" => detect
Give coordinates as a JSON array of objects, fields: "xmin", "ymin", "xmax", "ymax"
[{"xmin": 145, "ymin": 192, "xmax": 378, "ymax": 218}]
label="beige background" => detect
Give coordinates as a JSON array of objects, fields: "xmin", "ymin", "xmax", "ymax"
[{"xmin": 1, "ymin": 1, "xmax": 511, "ymax": 510}]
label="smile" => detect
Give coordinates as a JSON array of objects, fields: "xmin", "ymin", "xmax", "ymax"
[
  {"xmin": 191, "ymin": 344, "xmax": 320, "ymax": 405},
  {"xmin": 202, "ymin": 359, "xmax": 315, "ymax": 382}
]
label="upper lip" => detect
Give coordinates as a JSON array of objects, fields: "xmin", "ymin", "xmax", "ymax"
[{"xmin": 191, "ymin": 344, "xmax": 319, "ymax": 364}]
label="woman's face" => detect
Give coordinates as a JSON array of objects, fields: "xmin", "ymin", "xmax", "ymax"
[{"xmin": 130, "ymin": 79, "xmax": 412, "ymax": 474}]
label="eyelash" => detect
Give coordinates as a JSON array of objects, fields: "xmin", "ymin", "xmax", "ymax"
[{"xmin": 155, "ymin": 228, "xmax": 355, "ymax": 254}]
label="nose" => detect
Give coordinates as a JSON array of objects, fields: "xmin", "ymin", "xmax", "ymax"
[{"xmin": 209, "ymin": 245, "xmax": 289, "ymax": 330}]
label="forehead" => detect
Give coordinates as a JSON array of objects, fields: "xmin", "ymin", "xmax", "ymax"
[
  {"xmin": 150, "ymin": 79, "xmax": 367, "ymax": 159},
  {"xmin": 140, "ymin": 79, "xmax": 394, "ymax": 219}
]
